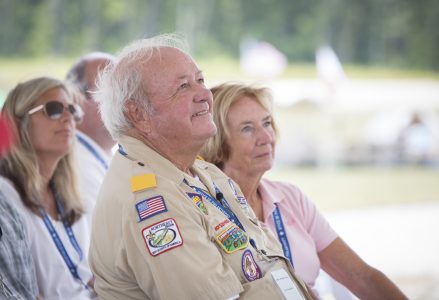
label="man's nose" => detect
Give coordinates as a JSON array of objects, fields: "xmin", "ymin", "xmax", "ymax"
[{"xmin": 194, "ymin": 84, "xmax": 212, "ymax": 103}]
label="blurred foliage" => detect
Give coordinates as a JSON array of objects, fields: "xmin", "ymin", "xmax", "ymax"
[{"xmin": 1, "ymin": 0, "xmax": 439, "ymax": 70}]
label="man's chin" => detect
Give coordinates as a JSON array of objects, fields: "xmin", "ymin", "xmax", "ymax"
[{"xmin": 206, "ymin": 127, "xmax": 217, "ymax": 139}]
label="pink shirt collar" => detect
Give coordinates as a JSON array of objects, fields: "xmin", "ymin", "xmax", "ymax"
[{"xmin": 258, "ymin": 178, "xmax": 285, "ymax": 223}]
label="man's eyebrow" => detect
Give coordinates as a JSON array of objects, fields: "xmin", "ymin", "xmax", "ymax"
[{"xmin": 176, "ymin": 70, "xmax": 203, "ymax": 80}]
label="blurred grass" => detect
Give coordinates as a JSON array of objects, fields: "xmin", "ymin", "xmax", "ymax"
[
  {"xmin": 197, "ymin": 56, "xmax": 439, "ymax": 81},
  {"xmin": 2, "ymin": 56, "xmax": 439, "ymax": 93},
  {"xmin": 265, "ymin": 166, "xmax": 439, "ymax": 211},
  {"xmin": 0, "ymin": 57, "xmax": 76, "ymax": 92}
]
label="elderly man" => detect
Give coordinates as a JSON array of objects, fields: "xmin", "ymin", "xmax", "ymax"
[
  {"xmin": 66, "ymin": 52, "xmax": 116, "ymax": 221},
  {"xmin": 89, "ymin": 35, "xmax": 313, "ymax": 300}
]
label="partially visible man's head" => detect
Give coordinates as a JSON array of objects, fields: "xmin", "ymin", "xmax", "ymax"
[
  {"xmin": 95, "ymin": 34, "xmax": 216, "ymax": 145},
  {"xmin": 66, "ymin": 52, "xmax": 115, "ymax": 143},
  {"xmin": 67, "ymin": 52, "xmax": 115, "ymax": 97}
]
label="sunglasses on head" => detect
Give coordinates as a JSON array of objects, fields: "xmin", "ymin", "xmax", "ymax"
[{"xmin": 28, "ymin": 100, "xmax": 84, "ymax": 122}]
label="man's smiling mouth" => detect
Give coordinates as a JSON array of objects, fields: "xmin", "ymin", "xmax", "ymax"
[{"xmin": 192, "ymin": 110, "xmax": 209, "ymax": 117}]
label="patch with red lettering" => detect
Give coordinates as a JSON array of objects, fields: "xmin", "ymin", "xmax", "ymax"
[{"xmin": 214, "ymin": 219, "xmax": 231, "ymax": 232}]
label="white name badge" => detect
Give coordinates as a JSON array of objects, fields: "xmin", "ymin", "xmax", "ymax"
[{"xmin": 271, "ymin": 269, "xmax": 305, "ymax": 300}]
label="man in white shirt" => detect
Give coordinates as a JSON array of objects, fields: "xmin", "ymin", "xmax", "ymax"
[{"xmin": 66, "ymin": 52, "xmax": 116, "ymax": 223}]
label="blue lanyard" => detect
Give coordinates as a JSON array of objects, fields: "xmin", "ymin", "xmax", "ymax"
[
  {"xmin": 77, "ymin": 133, "xmax": 109, "ymax": 170},
  {"xmin": 39, "ymin": 187, "xmax": 88, "ymax": 289},
  {"xmin": 272, "ymin": 203, "xmax": 294, "ymax": 266},
  {"xmin": 118, "ymin": 144, "xmax": 127, "ymax": 156},
  {"xmin": 187, "ymin": 182, "xmax": 246, "ymax": 232}
]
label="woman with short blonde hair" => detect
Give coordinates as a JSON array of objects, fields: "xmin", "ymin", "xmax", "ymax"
[
  {"xmin": 203, "ymin": 82, "xmax": 278, "ymax": 169},
  {"xmin": 201, "ymin": 81, "xmax": 407, "ymax": 300}
]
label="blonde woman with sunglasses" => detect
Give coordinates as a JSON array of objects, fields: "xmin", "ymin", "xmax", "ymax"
[{"xmin": 0, "ymin": 77, "xmax": 96, "ymax": 299}]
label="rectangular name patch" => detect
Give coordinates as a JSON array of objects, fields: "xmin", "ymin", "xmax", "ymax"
[
  {"xmin": 136, "ymin": 196, "xmax": 167, "ymax": 222},
  {"xmin": 142, "ymin": 218, "xmax": 183, "ymax": 256}
]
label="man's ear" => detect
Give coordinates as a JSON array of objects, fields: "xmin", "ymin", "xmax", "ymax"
[{"xmin": 125, "ymin": 101, "xmax": 151, "ymax": 133}]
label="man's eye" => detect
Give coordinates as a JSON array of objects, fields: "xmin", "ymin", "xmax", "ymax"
[
  {"xmin": 197, "ymin": 78, "xmax": 205, "ymax": 84},
  {"xmin": 180, "ymin": 83, "xmax": 189, "ymax": 89},
  {"xmin": 263, "ymin": 121, "xmax": 272, "ymax": 127}
]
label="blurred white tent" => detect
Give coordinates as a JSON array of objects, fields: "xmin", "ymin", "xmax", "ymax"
[
  {"xmin": 240, "ymin": 39, "xmax": 287, "ymax": 78},
  {"xmin": 316, "ymin": 45, "xmax": 346, "ymax": 94}
]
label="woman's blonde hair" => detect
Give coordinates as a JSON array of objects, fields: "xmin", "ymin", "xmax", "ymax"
[
  {"xmin": 201, "ymin": 82, "xmax": 278, "ymax": 169},
  {"xmin": 0, "ymin": 77, "xmax": 83, "ymax": 225}
]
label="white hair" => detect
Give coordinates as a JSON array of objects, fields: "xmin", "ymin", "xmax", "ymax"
[{"xmin": 94, "ymin": 33, "xmax": 189, "ymax": 140}]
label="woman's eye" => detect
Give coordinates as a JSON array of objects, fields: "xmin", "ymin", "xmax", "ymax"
[{"xmin": 241, "ymin": 126, "xmax": 253, "ymax": 133}]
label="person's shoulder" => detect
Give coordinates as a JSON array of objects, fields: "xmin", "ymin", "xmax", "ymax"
[
  {"xmin": 261, "ymin": 177, "xmax": 302, "ymax": 194},
  {"xmin": 0, "ymin": 176, "xmax": 29, "ymax": 221},
  {"xmin": 194, "ymin": 158, "xmax": 226, "ymax": 177},
  {"xmin": 260, "ymin": 177, "xmax": 313, "ymax": 210},
  {"xmin": 102, "ymin": 152, "xmax": 155, "ymax": 193},
  {"xmin": 0, "ymin": 176, "xmax": 20, "ymax": 202}
]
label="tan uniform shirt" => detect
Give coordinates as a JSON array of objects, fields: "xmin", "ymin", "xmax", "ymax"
[{"xmin": 89, "ymin": 136, "xmax": 312, "ymax": 300}]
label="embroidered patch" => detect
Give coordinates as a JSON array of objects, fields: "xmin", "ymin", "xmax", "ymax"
[
  {"xmin": 214, "ymin": 223, "xmax": 249, "ymax": 254},
  {"xmin": 187, "ymin": 192, "xmax": 208, "ymax": 215},
  {"xmin": 242, "ymin": 249, "xmax": 262, "ymax": 281},
  {"xmin": 237, "ymin": 196, "xmax": 248, "ymax": 206},
  {"xmin": 214, "ymin": 219, "xmax": 231, "ymax": 232},
  {"xmin": 136, "ymin": 196, "xmax": 167, "ymax": 222},
  {"xmin": 131, "ymin": 173, "xmax": 157, "ymax": 192},
  {"xmin": 142, "ymin": 218, "xmax": 183, "ymax": 256}
]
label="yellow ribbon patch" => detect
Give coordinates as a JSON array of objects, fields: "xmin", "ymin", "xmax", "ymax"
[{"xmin": 131, "ymin": 174, "xmax": 157, "ymax": 192}]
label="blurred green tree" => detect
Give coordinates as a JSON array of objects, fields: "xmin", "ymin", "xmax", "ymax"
[{"xmin": 0, "ymin": 0, "xmax": 438, "ymax": 70}]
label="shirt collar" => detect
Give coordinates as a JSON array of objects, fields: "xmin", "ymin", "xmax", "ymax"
[{"xmin": 258, "ymin": 178, "xmax": 285, "ymax": 222}]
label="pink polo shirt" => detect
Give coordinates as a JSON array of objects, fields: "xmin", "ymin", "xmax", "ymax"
[{"xmin": 258, "ymin": 178, "xmax": 338, "ymax": 289}]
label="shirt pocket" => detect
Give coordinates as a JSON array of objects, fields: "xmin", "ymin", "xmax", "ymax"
[{"xmin": 240, "ymin": 271, "xmax": 284, "ymax": 299}]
